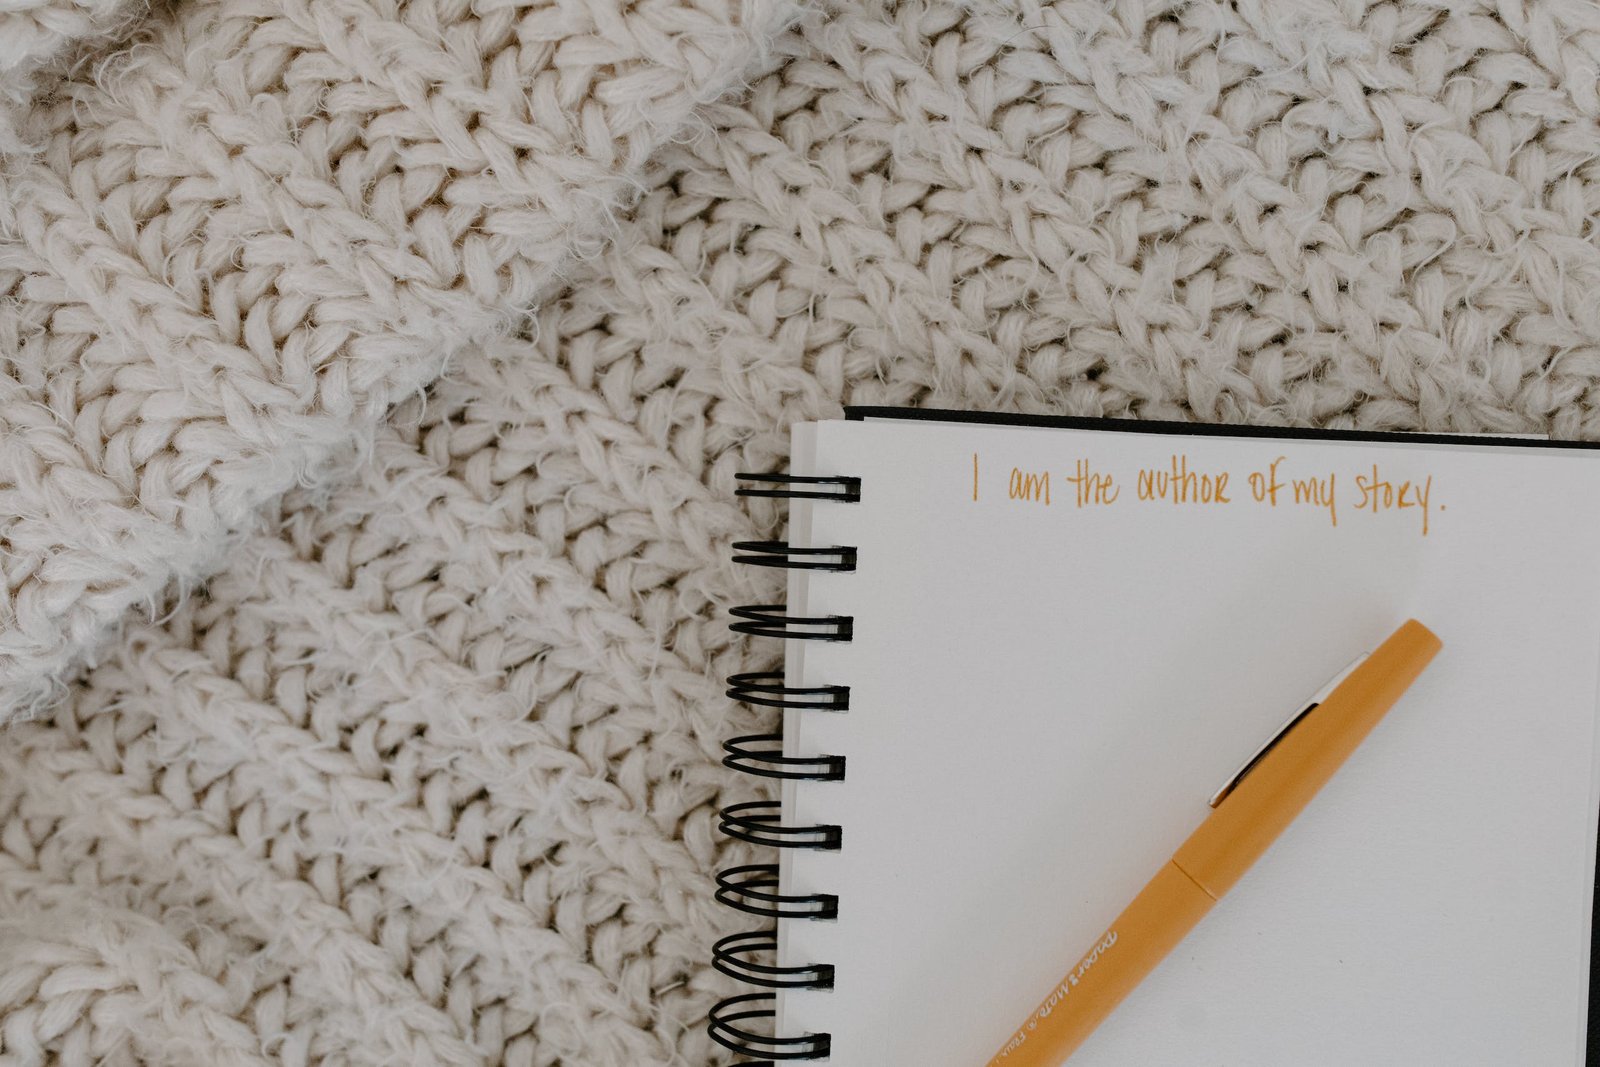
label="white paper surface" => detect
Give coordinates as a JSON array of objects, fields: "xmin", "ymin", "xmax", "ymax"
[{"xmin": 774, "ymin": 419, "xmax": 1600, "ymax": 1066}]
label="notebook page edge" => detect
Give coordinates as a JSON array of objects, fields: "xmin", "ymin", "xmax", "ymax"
[
  {"xmin": 1580, "ymin": 617, "xmax": 1600, "ymax": 1066},
  {"xmin": 776, "ymin": 421, "xmax": 819, "ymax": 1047},
  {"xmin": 843, "ymin": 407, "xmax": 1579, "ymax": 451}
]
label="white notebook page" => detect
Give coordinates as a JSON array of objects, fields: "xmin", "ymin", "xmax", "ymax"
[{"xmin": 776, "ymin": 418, "xmax": 1600, "ymax": 1066}]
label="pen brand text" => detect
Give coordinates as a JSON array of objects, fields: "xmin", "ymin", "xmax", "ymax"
[{"xmin": 993, "ymin": 930, "xmax": 1119, "ymax": 1059}]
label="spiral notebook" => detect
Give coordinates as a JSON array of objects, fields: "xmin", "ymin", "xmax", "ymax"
[{"xmin": 708, "ymin": 409, "xmax": 1600, "ymax": 1067}]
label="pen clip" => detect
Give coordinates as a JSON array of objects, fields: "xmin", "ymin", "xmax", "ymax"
[{"xmin": 1207, "ymin": 654, "xmax": 1369, "ymax": 808}]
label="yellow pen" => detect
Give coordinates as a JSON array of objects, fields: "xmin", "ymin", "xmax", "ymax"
[{"xmin": 985, "ymin": 619, "xmax": 1442, "ymax": 1067}]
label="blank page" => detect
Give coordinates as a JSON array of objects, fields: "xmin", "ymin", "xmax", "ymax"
[{"xmin": 776, "ymin": 418, "xmax": 1600, "ymax": 1066}]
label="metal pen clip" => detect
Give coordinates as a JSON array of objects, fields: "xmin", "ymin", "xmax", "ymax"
[{"xmin": 1207, "ymin": 654, "xmax": 1370, "ymax": 808}]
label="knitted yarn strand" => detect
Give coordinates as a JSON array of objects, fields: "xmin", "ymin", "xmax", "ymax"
[{"xmin": 0, "ymin": 0, "xmax": 797, "ymax": 722}]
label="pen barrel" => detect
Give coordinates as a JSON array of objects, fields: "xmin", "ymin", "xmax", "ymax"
[
  {"xmin": 985, "ymin": 862, "xmax": 1215, "ymax": 1067},
  {"xmin": 984, "ymin": 620, "xmax": 1441, "ymax": 1067},
  {"xmin": 1173, "ymin": 619, "xmax": 1441, "ymax": 898}
]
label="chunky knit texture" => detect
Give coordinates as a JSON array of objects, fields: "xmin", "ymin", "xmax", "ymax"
[
  {"xmin": 4, "ymin": 0, "xmax": 1600, "ymax": 1064},
  {"xmin": 0, "ymin": 0, "xmax": 795, "ymax": 721},
  {"xmin": 0, "ymin": 0, "xmax": 148, "ymax": 154}
]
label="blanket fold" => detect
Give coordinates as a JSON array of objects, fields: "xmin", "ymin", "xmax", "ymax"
[{"xmin": 0, "ymin": 0, "xmax": 795, "ymax": 721}]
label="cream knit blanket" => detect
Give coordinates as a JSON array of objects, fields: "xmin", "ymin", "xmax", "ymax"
[{"xmin": 3, "ymin": 1, "xmax": 1599, "ymax": 1063}]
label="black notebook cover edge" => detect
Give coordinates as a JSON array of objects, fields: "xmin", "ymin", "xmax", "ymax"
[{"xmin": 842, "ymin": 405, "xmax": 1600, "ymax": 1065}]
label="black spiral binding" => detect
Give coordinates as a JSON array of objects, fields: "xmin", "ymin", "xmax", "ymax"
[{"xmin": 710, "ymin": 472, "xmax": 859, "ymax": 1065}]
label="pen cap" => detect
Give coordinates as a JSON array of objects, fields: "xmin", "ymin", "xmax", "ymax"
[{"xmin": 1172, "ymin": 619, "xmax": 1442, "ymax": 898}]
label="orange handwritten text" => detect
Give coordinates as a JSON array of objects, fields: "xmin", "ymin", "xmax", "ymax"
[
  {"xmin": 1009, "ymin": 466, "xmax": 1051, "ymax": 505},
  {"xmin": 980, "ymin": 452, "xmax": 1438, "ymax": 537},
  {"xmin": 1354, "ymin": 466, "xmax": 1434, "ymax": 535},
  {"xmin": 1291, "ymin": 472, "xmax": 1337, "ymax": 526},
  {"xmin": 1248, "ymin": 456, "xmax": 1287, "ymax": 504},
  {"xmin": 1063, "ymin": 459, "xmax": 1120, "ymax": 507},
  {"xmin": 1136, "ymin": 454, "xmax": 1230, "ymax": 505}
]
